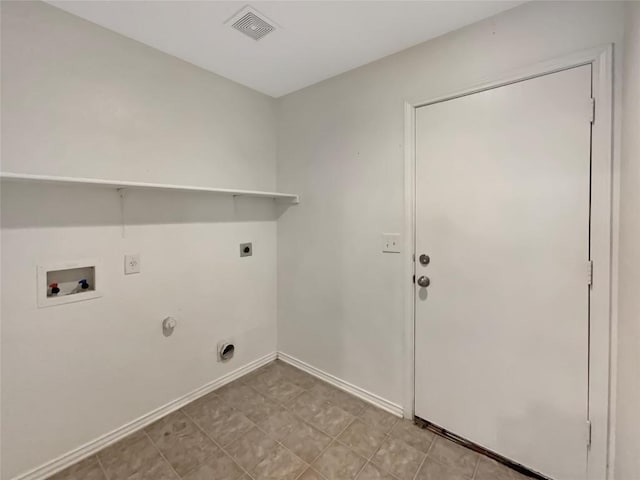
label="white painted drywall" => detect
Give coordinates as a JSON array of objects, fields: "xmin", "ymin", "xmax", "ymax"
[
  {"xmin": 276, "ymin": 0, "xmax": 624, "ymax": 434},
  {"xmin": 2, "ymin": 1, "xmax": 635, "ymax": 479},
  {"xmin": 0, "ymin": 2, "xmax": 278, "ymax": 478},
  {"xmin": 615, "ymin": 2, "xmax": 640, "ymax": 479}
]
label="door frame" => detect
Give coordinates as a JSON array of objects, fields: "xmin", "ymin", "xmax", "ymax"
[{"xmin": 402, "ymin": 45, "xmax": 614, "ymax": 480}]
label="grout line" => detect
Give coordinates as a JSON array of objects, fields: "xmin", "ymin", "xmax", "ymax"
[
  {"xmin": 142, "ymin": 430, "xmax": 182, "ymax": 480},
  {"xmin": 471, "ymin": 454, "xmax": 481, "ymax": 480},
  {"xmin": 94, "ymin": 454, "xmax": 110, "ymax": 480},
  {"xmin": 410, "ymin": 453, "xmax": 428, "ymax": 480},
  {"xmin": 62, "ymin": 361, "xmax": 506, "ymax": 480},
  {"xmin": 213, "ymin": 366, "xmax": 320, "ymax": 479},
  {"xmin": 421, "ymin": 433, "xmax": 479, "ymax": 480},
  {"xmin": 310, "ymin": 418, "xmax": 363, "ymax": 480},
  {"xmin": 90, "ymin": 362, "xmax": 435, "ymax": 480},
  {"xmin": 180, "ymin": 407, "xmax": 254, "ymax": 480},
  {"xmin": 409, "ymin": 431, "xmax": 438, "ymax": 480},
  {"xmin": 272, "ymin": 363, "xmax": 404, "ymax": 480}
]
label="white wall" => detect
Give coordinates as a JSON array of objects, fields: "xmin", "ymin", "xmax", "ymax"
[
  {"xmin": 615, "ymin": 2, "xmax": 640, "ymax": 479},
  {"xmin": 2, "ymin": 1, "xmax": 636, "ymax": 479},
  {"xmin": 0, "ymin": 2, "xmax": 279, "ymax": 479},
  {"xmin": 276, "ymin": 0, "xmax": 624, "ymax": 434}
]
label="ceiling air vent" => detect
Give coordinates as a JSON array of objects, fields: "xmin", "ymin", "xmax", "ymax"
[{"xmin": 228, "ymin": 6, "xmax": 275, "ymax": 41}]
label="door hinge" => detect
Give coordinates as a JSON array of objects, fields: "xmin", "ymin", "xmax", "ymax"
[
  {"xmin": 587, "ymin": 260, "xmax": 594, "ymax": 287},
  {"xmin": 586, "ymin": 420, "xmax": 592, "ymax": 448},
  {"xmin": 589, "ymin": 97, "xmax": 595, "ymax": 124}
]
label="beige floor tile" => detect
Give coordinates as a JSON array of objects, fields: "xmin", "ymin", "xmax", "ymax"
[
  {"xmin": 251, "ymin": 445, "xmax": 307, "ymax": 480},
  {"xmin": 276, "ymin": 416, "xmax": 332, "ymax": 463},
  {"xmin": 183, "ymin": 393, "xmax": 254, "ymax": 446},
  {"xmin": 298, "ymin": 467, "xmax": 325, "ymax": 480},
  {"xmin": 225, "ymin": 426, "xmax": 279, "ymax": 471},
  {"xmin": 356, "ymin": 462, "xmax": 396, "ymax": 480},
  {"xmin": 338, "ymin": 419, "xmax": 387, "ymax": 458},
  {"xmin": 48, "ymin": 456, "xmax": 106, "ymax": 480},
  {"xmin": 313, "ymin": 442, "xmax": 367, "ymax": 480},
  {"xmin": 254, "ymin": 378, "xmax": 305, "ymax": 405},
  {"xmin": 50, "ymin": 362, "xmax": 526, "ymax": 480},
  {"xmin": 258, "ymin": 409, "xmax": 300, "ymax": 436},
  {"xmin": 327, "ymin": 389, "xmax": 367, "ymax": 416},
  {"xmin": 181, "ymin": 449, "xmax": 243, "ymax": 480},
  {"xmin": 308, "ymin": 382, "xmax": 337, "ymax": 401},
  {"xmin": 427, "ymin": 437, "xmax": 478, "ymax": 479},
  {"xmin": 222, "ymin": 385, "xmax": 284, "ymax": 423},
  {"xmin": 289, "ymin": 391, "xmax": 353, "ymax": 437},
  {"xmin": 244, "ymin": 363, "xmax": 289, "ymax": 392},
  {"xmin": 389, "ymin": 420, "xmax": 435, "ymax": 453},
  {"xmin": 145, "ymin": 410, "xmax": 218, "ymax": 476},
  {"xmin": 474, "ymin": 457, "xmax": 513, "ymax": 480},
  {"xmin": 359, "ymin": 406, "xmax": 399, "ymax": 433},
  {"xmin": 371, "ymin": 437, "xmax": 425, "ymax": 480},
  {"xmin": 277, "ymin": 362, "xmax": 318, "ymax": 390},
  {"xmin": 247, "ymin": 362, "xmax": 283, "ymax": 385},
  {"xmin": 258, "ymin": 409, "xmax": 331, "ymax": 463},
  {"xmin": 288, "ymin": 391, "xmax": 327, "ymax": 417},
  {"xmin": 309, "ymin": 403, "xmax": 354, "ymax": 437},
  {"xmin": 216, "ymin": 383, "xmax": 259, "ymax": 406},
  {"xmin": 415, "ymin": 459, "xmax": 470, "ymax": 480},
  {"xmin": 253, "ymin": 360, "xmax": 317, "ymax": 391},
  {"xmin": 97, "ymin": 431, "xmax": 176, "ymax": 480},
  {"xmin": 309, "ymin": 382, "xmax": 367, "ymax": 416}
]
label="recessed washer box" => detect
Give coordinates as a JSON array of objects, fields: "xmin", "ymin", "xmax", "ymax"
[{"xmin": 37, "ymin": 259, "xmax": 102, "ymax": 308}]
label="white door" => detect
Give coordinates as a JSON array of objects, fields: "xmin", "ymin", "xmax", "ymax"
[{"xmin": 414, "ymin": 65, "xmax": 592, "ymax": 480}]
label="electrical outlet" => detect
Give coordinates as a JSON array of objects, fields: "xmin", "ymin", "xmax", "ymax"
[
  {"xmin": 382, "ymin": 233, "xmax": 401, "ymax": 253},
  {"xmin": 124, "ymin": 254, "xmax": 141, "ymax": 274},
  {"xmin": 240, "ymin": 242, "xmax": 252, "ymax": 257}
]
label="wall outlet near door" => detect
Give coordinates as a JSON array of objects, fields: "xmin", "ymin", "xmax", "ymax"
[
  {"xmin": 382, "ymin": 233, "xmax": 401, "ymax": 253},
  {"xmin": 124, "ymin": 254, "xmax": 141, "ymax": 274}
]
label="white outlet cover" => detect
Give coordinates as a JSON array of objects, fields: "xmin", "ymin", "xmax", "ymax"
[
  {"xmin": 382, "ymin": 233, "xmax": 401, "ymax": 253},
  {"xmin": 124, "ymin": 254, "xmax": 141, "ymax": 274}
]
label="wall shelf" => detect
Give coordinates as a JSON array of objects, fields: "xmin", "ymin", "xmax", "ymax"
[{"xmin": 0, "ymin": 172, "xmax": 299, "ymax": 203}]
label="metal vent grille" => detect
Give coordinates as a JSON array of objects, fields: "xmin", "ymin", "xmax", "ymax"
[{"xmin": 232, "ymin": 12, "xmax": 274, "ymax": 41}]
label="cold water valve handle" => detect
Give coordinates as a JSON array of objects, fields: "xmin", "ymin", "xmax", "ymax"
[{"xmin": 78, "ymin": 279, "xmax": 90, "ymax": 290}]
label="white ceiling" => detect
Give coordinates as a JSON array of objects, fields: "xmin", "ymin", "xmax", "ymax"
[{"xmin": 47, "ymin": 1, "xmax": 524, "ymax": 98}]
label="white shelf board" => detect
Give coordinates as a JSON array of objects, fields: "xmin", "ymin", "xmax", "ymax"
[{"xmin": 0, "ymin": 172, "xmax": 299, "ymax": 203}]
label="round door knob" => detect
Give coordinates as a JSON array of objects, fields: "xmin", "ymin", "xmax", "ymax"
[{"xmin": 417, "ymin": 276, "xmax": 430, "ymax": 288}]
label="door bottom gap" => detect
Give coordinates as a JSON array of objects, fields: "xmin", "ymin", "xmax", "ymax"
[{"xmin": 414, "ymin": 416, "xmax": 551, "ymax": 480}]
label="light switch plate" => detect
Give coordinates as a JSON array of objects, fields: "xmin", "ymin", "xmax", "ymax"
[
  {"xmin": 124, "ymin": 254, "xmax": 141, "ymax": 274},
  {"xmin": 382, "ymin": 233, "xmax": 401, "ymax": 253}
]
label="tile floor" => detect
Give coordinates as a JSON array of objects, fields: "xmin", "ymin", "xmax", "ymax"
[{"xmin": 48, "ymin": 360, "xmax": 530, "ymax": 480}]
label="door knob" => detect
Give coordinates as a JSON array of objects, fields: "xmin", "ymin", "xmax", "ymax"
[{"xmin": 417, "ymin": 276, "xmax": 430, "ymax": 288}]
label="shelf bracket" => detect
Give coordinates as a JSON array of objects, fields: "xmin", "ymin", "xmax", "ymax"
[{"xmin": 117, "ymin": 188, "xmax": 127, "ymax": 239}]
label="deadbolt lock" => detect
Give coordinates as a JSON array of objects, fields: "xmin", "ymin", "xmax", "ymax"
[{"xmin": 419, "ymin": 254, "xmax": 430, "ymax": 266}]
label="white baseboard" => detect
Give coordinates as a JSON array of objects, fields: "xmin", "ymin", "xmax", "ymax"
[
  {"xmin": 12, "ymin": 352, "xmax": 277, "ymax": 480},
  {"xmin": 277, "ymin": 352, "xmax": 403, "ymax": 417},
  {"xmin": 12, "ymin": 351, "xmax": 401, "ymax": 480}
]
